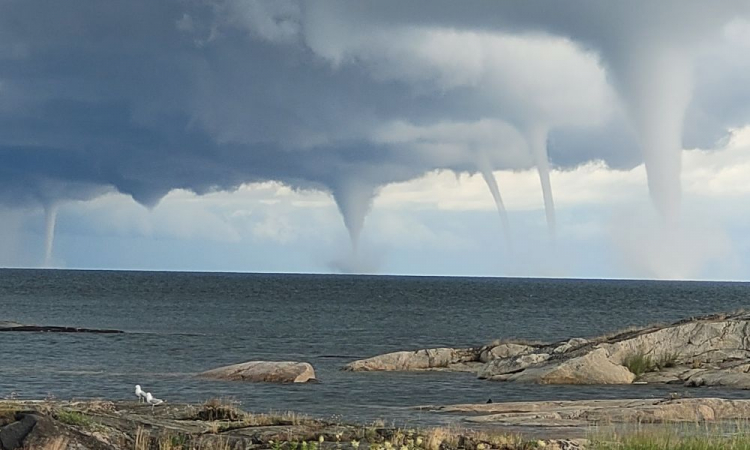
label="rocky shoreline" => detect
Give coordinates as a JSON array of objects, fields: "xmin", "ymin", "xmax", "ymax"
[
  {"xmin": 5, "ymin": 311, "xmax": 750, "ymax": 449},
  {"xmin": 0, "ymin": 399, "xmax": 590, "ymax": 450},
  {"xmin": 5, "ymin": 396, "xmax": 750, "ymax": 449},
  {"xmin": 344, "ymin": 311, "xmax": 750, "ymax": 388}
]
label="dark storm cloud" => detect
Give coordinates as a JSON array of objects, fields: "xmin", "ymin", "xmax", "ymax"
[
  {"xmin": 0, "ymin": 1, "xmax": 520, "ymax": 208},
  {"xmin": 0, "ymin": 0, "xmax": 748, "ymax": 230}
]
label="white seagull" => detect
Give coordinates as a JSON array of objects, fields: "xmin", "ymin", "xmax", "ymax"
[
  {"xmin": 135, "ymin": 385, "xmax": 147, "ymax": 403},
  {"xmin": 145, "ymin": 392, "xmax": 165, "ymax": 410}
]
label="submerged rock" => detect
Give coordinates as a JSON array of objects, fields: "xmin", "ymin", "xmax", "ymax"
[
  {"xmin": 199, "ymin": 361, "xmax": 317, "ymax": 383},
  {"xmin": 0, "ymin": 321, "xmax": 123, "ymax": 334}
]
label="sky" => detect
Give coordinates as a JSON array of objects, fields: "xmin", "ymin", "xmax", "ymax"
[{"xmin": 1, "ymin": 1, "xmax": 750, "ymax": 279}]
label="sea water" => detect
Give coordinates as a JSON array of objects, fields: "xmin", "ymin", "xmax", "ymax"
[{"xmin": 1, "ymin": 269, "xmax": 749, "ymax": 426}]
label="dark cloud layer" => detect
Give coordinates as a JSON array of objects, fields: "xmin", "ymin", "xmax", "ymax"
[{"xmin": 1, "ymin": 1, "xmax": 749, "ymax": 248}]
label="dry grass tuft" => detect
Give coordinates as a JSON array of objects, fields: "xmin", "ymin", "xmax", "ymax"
[
  {"xmin": 197, "ymin": 398, "xmax": 245, "ymax": 422},
  {"xmin": 421, "ymin": 424, "xmax": 531, "ymax": 450},
  {"xmin": 424, "ymin": 427, "xmax": 447, "ymax": 450},
  {"xmin": 135, "ymin": 427, "xmax": 150, "ymax": 450}
]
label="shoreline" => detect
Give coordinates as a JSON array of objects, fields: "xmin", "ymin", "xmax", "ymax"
[{"xmin": 4, "ymin": 397, "xmax": 750, "ymax": 449}]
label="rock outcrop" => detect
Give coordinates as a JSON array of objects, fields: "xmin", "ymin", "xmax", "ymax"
[
  {"xmin": 199, "ymin": 361, "xmax": 317, "ymax": 383},
  {"xmin": 478, "ymin": 311, "xmax": 750, "ymax": 386},
  {"xmin": 0, "ymin": 400, "xmax": 592, "ymax": 449},
  {"xmin": 483, "ymin": 348, "xmax": 636, "ymax": 385},
  {"xmin": 345, "ymin": 311, "xmax": 750, "ymax": 388},
  {"xmin": 343, "ymin": 348, "xmax": 482, "ymax": 372},
  {"xmin": 344, "ymin": 343, "xmax": 539, "ymax": 372},
  {"xmin": 418, "ymin": 397, "xmax": 750, "ymax": 429}
]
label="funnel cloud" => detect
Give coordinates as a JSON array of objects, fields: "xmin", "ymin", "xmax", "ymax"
[{"xmin": 0, "ymin": 1, "xmax": 749, "ymax": 276}]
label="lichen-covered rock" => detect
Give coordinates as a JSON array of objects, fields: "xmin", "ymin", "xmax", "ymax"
[{"xmin": 199, "ymin": 361, "xmax": 316, "ymax": 383}]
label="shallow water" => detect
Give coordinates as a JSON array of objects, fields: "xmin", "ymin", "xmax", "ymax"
[{"xmin": 1, "ymin": 269, "xmax": 749, "ymax": 427}]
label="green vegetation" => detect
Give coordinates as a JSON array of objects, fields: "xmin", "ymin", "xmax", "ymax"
[
  {"xmin": 591, "ymin": 430, "xmax": 750, "ymax": 450},
  {"xmin": 54, "ymin": 409, "xmax": 91, "ymax": 427},
  {"xmin": 623, "ymin": 352, "xmax": 657, "ymax": 377},
  {"xmin": 623, "ymin": 350, "xmax": 682, "ymax": 377}
]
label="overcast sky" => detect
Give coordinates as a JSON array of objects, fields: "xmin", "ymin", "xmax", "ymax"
[{"xmin": 1, "ymin": 1, "xmax": 750, "ymax": 279}]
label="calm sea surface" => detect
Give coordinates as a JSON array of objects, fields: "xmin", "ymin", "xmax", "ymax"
[{"xmin": 1, "ymin": 269, "xmax": 749, "ymax": 427}]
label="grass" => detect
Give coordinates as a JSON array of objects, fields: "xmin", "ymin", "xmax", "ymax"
[
  {"xmin": 591, "ymin": 429, "xmax": 750, "ymax": 450},
  {"xmin": 136, "ymin": 427, "xmax": 233, "ymax": 450},
  {"xmin": 623, "ymin": 350, "xmax": 682, "ymax": 377},
  {"xmin": 192, "ymin": 398, "xmax": 313, "ymax": 436},
  {"xmin": 623, "ymin": 352, "xmax": 657, "ymax": 377},
  {"xmin": 196, "ymin": 398, "xmax": 245, "ymax": 422},
  {"xmin": 54, "ymin": 409, "xmax": 92, "ymax": 427}
]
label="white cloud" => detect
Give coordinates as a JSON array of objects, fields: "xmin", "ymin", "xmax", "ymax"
[
  {"xmin": 305, "ymin": 21, "xmax": 615, "ymax": 130},
  {"xmin": 684, "ymin": 126, "xmax": 750, "ymax": 197},
  {"xmin": 251, "ymin": 213, "xmax": 297, "ymax": 244}
]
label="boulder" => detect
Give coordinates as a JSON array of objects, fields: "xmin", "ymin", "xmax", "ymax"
[
  {"xmin": 344, "ymin": 348, "xmax": 480, "ymax": 372},
  {"xmin": 0, "ymin": 414, "xmax": 37, "ymax": 450},
  {"xmin": 199, "ymin": 361, "xmax": 316, "ymax": 383}
]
